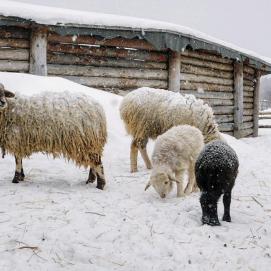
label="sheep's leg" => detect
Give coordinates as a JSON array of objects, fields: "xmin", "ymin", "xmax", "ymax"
[
  {"xmin": 138, "ymin": 138, "xmax": 152, "ymax": 170},
  {"xmin": 200, "ymin": 191, "xmax": 221, "ymax": 226},
  {"xmin": 184, "ymin": 163, "xmax": 196, "ymax": 195},
  {"xmin": 130, "ymin": 139, "xmax": 139, "ymax": 173},
  {"xmin": 96, "ymin": 163, "xmax": 106, "ymax": 190},
  {"xmin": 176, "ymin": 170, "xmax": 185, "ymax": 197},
  {"xmin": 222, "ymin": 191, "xmax": 232, "ymax": 222},
  {"xmin": 86, "ymin": 168, "xmax": 97, "ymax": 184},
  {"xmin": 12, "ymin": 156, "xmax": 24, "ymax": 183}
]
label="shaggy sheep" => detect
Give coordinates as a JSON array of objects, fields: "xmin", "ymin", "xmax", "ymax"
[
  {"xmin": 195, "ymin": 140, "xmax": 239, "ymax": 226},
  {"xmin": 0, "ymin": 83, "xmax": 107, "ymax": 189},
  {"xmin": 145, "ymin": 125, "xmax": 204, "ymax": 198},
  {"xmin": 119, "ymin": 87, "xmax": 222, "ymax": 173}
]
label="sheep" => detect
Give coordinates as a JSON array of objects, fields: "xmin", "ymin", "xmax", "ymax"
[
  {"xmin": 119, "ymin": 87, "xmax": 222, "ymax": 173},
  {"xmin": 0, "ymin": 83, "xmax": 107, "ymax": 189},
  {"xmin": 195, "ymin": 140, "xmax": 239, "ymax": 226},
  {"xmin": 145, "ymin": 125, "xmax": 204, "ymax": 198}
]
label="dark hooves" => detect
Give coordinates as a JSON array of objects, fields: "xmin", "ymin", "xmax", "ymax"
[
  {"xmin": 202, "ymin": 216, "xmax": 221, "ymax": 226},
  {"xmin": 96, "ymin": 182, "xmax": 105, "ymax": 190},
  {"xmin": 12, "ymin": 171, "xmax": 24, "ymax": 183},
  {"xmin": 222, "ymin": 215, "xmax": 231, "ymax": 222}
]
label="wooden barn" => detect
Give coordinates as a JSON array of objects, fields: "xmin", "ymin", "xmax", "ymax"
[{"xmin": 0, "ymin": 3, "xmax": 271, "ymax": 138}]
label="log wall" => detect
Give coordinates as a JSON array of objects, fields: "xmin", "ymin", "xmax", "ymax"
[{"xmin": 0, "ymin": 26, "xmax": 30, "ymax": 73}]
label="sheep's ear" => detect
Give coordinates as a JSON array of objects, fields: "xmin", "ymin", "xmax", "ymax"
[
  {"xmin": 145, "ymin": 181, "xmax": 151, "ymax": 191},
  {"xmin": 168, "ymin": 174, "xmax": 180, "ymax": 183},
  {"xmin": 4, "ymin": 90, "xmax": 15, "ymax": 98}
]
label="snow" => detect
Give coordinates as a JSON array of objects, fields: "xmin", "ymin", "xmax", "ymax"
[
  {"xmin": 1, "ymin": 0, "xmax": 271, "ymax": 66},
  {"xmin": 0, "ymin": 72, "xmax": 271, "ymax": 270}
]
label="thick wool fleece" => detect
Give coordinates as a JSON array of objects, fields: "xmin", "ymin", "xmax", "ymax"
[{"xmin": 0, "ymin": 91, "xmax": 107, "ymax": 168}]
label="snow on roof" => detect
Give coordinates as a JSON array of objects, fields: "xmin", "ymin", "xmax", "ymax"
[{"xmin": 1, "ymin": 0, "xmax": 271, "ymax": 68}]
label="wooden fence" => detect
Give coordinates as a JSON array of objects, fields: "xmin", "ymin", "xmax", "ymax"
[{"xmin": 259, "ymin": 111, "xmax": 271, "ymax": 129}]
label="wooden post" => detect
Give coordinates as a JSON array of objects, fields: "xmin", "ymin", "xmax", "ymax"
[
  {"xmin": 168, "ymin": 51, "xmax": 181, "ymax": 92},
  {"xmin": 233, "ymin": 61, "xmax": 244, "ymax": 138},
  {"xmin": 253, "ymin": 70, "xmax": 261, "ymax": 137},
  {"xmin": 30, "ymin": 27, "xmax": 48, "ymax": 75}
]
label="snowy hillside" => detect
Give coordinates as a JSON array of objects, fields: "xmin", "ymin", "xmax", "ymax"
[{"xmin": 0, "ymin": 73, "xmax": 271, "ymax": 270}]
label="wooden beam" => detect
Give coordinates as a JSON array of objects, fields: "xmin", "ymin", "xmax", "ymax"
[
  {"xmin": 168, "ymin": 51, "xmax": 180, "ymax": 92},
  {"xmin": 253, "ymin": 70, "xmax": 261, "ymax": 136},
  {"xmin": 29, "ymin": 27, "xmax": 48, "ymax": 75},
  {"xmin": 233, "ymin": 62, "xmax": 244, "ymax": 138}
]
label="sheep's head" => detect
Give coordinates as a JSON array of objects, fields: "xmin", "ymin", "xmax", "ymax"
[
  {"xmin": 145, "ymin": 169, "xmax": 179, "ymax": 198},
  {"xmin": 0, "ymin": 83, "xmax": 15, "ymax": 111}
]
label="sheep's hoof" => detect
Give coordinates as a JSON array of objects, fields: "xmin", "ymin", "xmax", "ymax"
[
  {"xmin": 12, "ymin": 171, "xmax": 23, "ymax": 183},
  {"xmin": 130, "ymin": 168, "xmax": 138, "ymax": 173},
  {"xmin": 202, "ymin": 216, "xmax": 221, "ymax": 226},
  {"xmin": 86, "ymin": 169, "xmax": 96, "ymax": 184},
  {"xmin": 96, "ymin": 182, "xmax": 105, "ymax": 190},
  {"xmin": 222, "ymin": 215, "xmax": 231, "ymax": 222}
]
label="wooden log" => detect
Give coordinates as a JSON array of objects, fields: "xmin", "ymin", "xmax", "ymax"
[
  {"xmin": 243, "ymin": 116, "xmax": 253, "ymax": 122},
  {"xmin": 48, "ymin": 33, "xmax": 157, "ymax": 51},
  {"xmin": 0, "ymin": 48, "xmax": 29, "ymax": 60},
  {"xmin": 259, "ymin": 124, "xmax": 271, "ymax": 129},
  {"xmin": 243, "ymin": 86, "xmax": 254, "ymax": 92},
  {"xmin": 213, "ymin": 106, "xmax": 234, "ymax": 115},
  {"xmin": 243, "ymin": 91, "xmax": 253, "ymax": 97},
  {"xmin": 253, "ymin": 70, "xmax": 261, "ymax": 136},
  {"xmin": 259, "ymin": 116, "xmax": 271, "ymax": 120},
  {"xmin": 181, "ymin": 56, "xmax": 233, "ymax": 71},
  {"xmin": 47, "ymin": 52, "xmax": 167, "ymax": 69},
  {"xmin": 181, "ymin": 90, "xmax": 234, "ymax": 100},
  {"xmin": 180, "ymin": 63, "xmax": 233, "ymax": 79},
  {"xmin": 239, "ymin": 128, "xmax": 253, "ymax": 137},
  {"xmin": 30, "ymin": 27, "xmax": 48, "ymax": 76},
  {"xmin": 243, "ymin": 97, "xmax": 253, "ymax": 103},
  {"xmin": 181, "ymin": 73, "xmax": 233, "ymax": 86},
  {"xmin": 218, "ymin": 123, "xmax": 234, "ymax": 132},
  {"xmin": 241, "ymin": 122, "xmax": 253, "ymax": 129},
  {"xmin": 243, "ymin": 72, "xmax": 256, "ymax": 81},
  {"xmin": 48, "ymin": 43, "xmax": 168, "ymax": 62},
  {"xmin": 0, "ymin": 60, "xmax": 29, "ymax": 71},
  {"xmin": 259, "ymin": 111, "xmax": 271, "ymax": 115},
  {"xmin": 244, "ymin": 103, "xmax": 253, "ymax": 109},
  {"xmin": 182, "ymin": 49, "xmax": 232, "ymax": 64},
  {"xmin": 233, "ymin": 62, "xmax": 243, "ymax": 138},
  {"xmin": 62, "ymin": 75, "xmax": 168, "ymax": 89},
  {"xmin": 215, "ymin": 115, "xmax": 234, "ymax": 123},
  {"xmin": 181, "ymin": 81, "xmax": 233, "ymax": 92},
  {"xmin": 243, "ymin": 65, "xmax": 255, "ymax": 75},
  {"xmin": 168, "ymin": 51, "xmax": 181, "ymax": 92},
  {"xmin": 243, "ymin": 109, "xmax": 254, "ymax": 116},
  {"xmin": 48, "ymin": 64, "xmax": 168, "ymax": 80},
  {"xmin": 204, "ymin": 99, "xmax": 233, "ymax": 106},
  {"xmin": 243, "ymin": 79, "xmax": 255, "ymax": 87},
  {"xmin": 0, "ymin": 26, "xmax": 30, "ymax": 39},
  {"xmin": 0, "ymin": 38, "xmax": 29, "ymax": 49}
]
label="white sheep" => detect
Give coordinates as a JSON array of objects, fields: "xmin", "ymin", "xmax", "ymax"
[
  {"xmin": 119, "ymin": 87, "xmax": 222, "ymax": 173},
  {"xmin": 145, "ymin": 125, "xmax": 204, "ymax": 198},
  {"xmin": 0, "ymin": 83, "xmax": 107, "ymax": 189}
]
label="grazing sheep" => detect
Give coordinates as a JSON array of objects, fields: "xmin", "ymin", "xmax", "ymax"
[
  {"xmin": 145, "ymin": 125, "xmax": 204, "ymax": 198},
  {"xmin": 0, "ymin": 83, "xmax": 107, "ymax": 189},
  {"xmin": 195, "ymin": 140, "xmax": 239, "ymax": 226},
  {"xmin": 120, "ymin": 87, "xmax": 222, "ymax": 173}
]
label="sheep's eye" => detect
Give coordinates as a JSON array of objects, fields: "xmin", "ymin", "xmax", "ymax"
[{"xmin": 164, "ymin": 181, "xmax": 168, "ymax": 184}]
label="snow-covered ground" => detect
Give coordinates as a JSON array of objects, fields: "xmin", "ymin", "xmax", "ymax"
[{"xmin": 0, "ymin": 73, "xmax": 271, "ymax": 270}]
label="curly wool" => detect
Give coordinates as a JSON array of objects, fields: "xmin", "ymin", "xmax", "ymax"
[
  {"xmin": 120, "ymin": 87, "xmax": 221, "ymax": 143},
  {"xmin": 0, "ymin": 91, "xmax": 107, "ymax": 168}
]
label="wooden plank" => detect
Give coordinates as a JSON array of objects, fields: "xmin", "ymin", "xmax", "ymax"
[
  {"xmin": 48, "ymin": 64, "xmax": 168, "ymax": 80},
  {"xmin": 181, "ymin": 81, "xmax": 233, "ymax": 92},
  {"xmin": 243, "ymin": 116, "xmax": 253, "ymax": 122},
  {"xmin": 204, "ymin": 99, "xmax": 233, "ymax": 106},
  {"xmin": 253, "ymin": 70, "xmax": 261, "ymax": 136},
  {"xmin": 0, "ymin": 48, "xmax": 29, "ymax": 60},
  {"xmin": 181, "ymin": 90, "xmax": 234, "ymax": 100},
  {"xmin": 62, "ymin": 75, "xmax": 168, "ymax": 89},
  {"xmin": 182, "ymin": 50, "xmax": 232, "ymax": 64},
  {"xmin": 243, "ymin": 79, "xmax": 255, "ymax": 87},
  {"xmin": 215, "ymin": 115, "xmax": 234, "ymax": 123},
  {"xmin": 243, "ymin": 97, "xmax": 253, "ymax": 103},
  {"xmin": 244, "ymin": 103, "xmax": 253, "ymax": 109},
  {"xmin": 243, "ymin": 91, "xmax": 253, "ymax": 97},
  {"xmin": 47, "ymin": 52, "xmax": 167, "ymax": 69},
  {"xmin": 259, "ymin": 124, "xmax": 271, "ymax": 129},
  {"xmin": 180, "ymin": 63, "xmax": 233, "ymax": 79},
  {"xmin": 30, "ymin": 27, "xmax": 48, "ymax": 76},
  {"xmin": 48, "ymin": 34, "xmax": 157, "ymax": 51},
  {"xmin": 219, "ymin": 123, "xmax": 234, "ymax": 132},
  {"xmin": 168, "ymin": 51, "xmax": 181, "ymax": 92},
  {"xmin": 181, "ymin": 73, "xmax": 233, "ymax": 86},
  {"xmin": 213, "ymin": 106, "xmax": 234, "ymax": 115},
  {"xmin": 48, "ymin": 43, "xmax": 168, "ymax": 62},
  {"xmin": 243, "ymin": 109, "xmax": 254, "ymax": 116},
  {"xmin": 0, "ymin": 60, "xmax": 29, "ymax": 71},
  {"xmin": 0, "ymin": 26, "xmax": 30, "ymax": 39},
  {"xmin": 243, "ymin": 65, "xmax": 255, "ymax": 75},
  {"xmin": 181, "ymin": 56, "xmax": 233, "ymax": 71},
  {"xmin": 0, "ymin": 38, "xmax": 29, "ymax": 49},
  {"xmin": 239, "ymin": 128, "xmax": 253, "ymax": 137},
  {"xmin": 233, "ymin": 62, "xmax": 243, "ymax": 138},
  {"xmin": 259, "ymin": 116, "xmax": 271, "ymax": 120},
  {"xmin": 243, "ymin": 86, "xmax": 254, "ymax": 92},
  {"xmin": 241, "ymin": 122, "xmax": 253, "ymax": 129},
  {"xmin": 243, "ymin": 72, "xmax": 256, "ymax": 81}
]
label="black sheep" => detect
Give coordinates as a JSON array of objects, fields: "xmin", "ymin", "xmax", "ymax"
[{"xmin": 195, "ymin": 140, "xmax": 239, "ymax": 226}]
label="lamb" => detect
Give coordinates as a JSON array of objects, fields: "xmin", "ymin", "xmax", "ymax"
[
  {"xmin": 145, "ymin": 125, "xmax": 204, "ymax": 198},
  {"xmin": 195, "ymin": 140, "xmax": 239, "ymax": 226},
  {"xmin": 0, "ymin": 83, "xmax": 107, "ymax": 189},
  {"xmin": 119, "ymin": 87, "xmax": 222, "ymax": 173}
]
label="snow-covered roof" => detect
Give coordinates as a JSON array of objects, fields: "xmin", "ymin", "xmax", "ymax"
[{"xmin": 1, "ymin": 0, "xmax": 271, "ymax": 70}]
